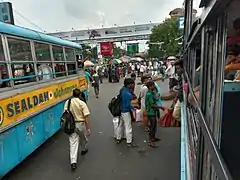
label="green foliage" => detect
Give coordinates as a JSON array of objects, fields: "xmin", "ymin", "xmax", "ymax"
[
  {"xmin": 113, "ymin": 46, "xmax": 127, "ymax": 58},
  {"xmin": 148, "ymin": 18, "xmax": 183, "ymax": 58}
]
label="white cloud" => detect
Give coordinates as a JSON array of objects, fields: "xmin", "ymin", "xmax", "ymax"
[{"xmin": 7, "ymin": 0, "xmax": 202, "ymax": 33}]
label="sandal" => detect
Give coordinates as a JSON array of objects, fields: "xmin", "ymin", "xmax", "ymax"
[
  {"xmin": 152, "ymin": 137, "xmax": 161, "ymax": 142},
  {"xmin": 144, "ymin": 127, "xmax": 150, "ymax": 132},
  {"xmin": 148, "ymin": 142, "xmax": 158, "ymax": 148}
]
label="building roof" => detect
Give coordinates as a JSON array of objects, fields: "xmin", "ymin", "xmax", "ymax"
[{"xmin": 169, "ymin": 8, "xmax": 197, "ymax": 16}]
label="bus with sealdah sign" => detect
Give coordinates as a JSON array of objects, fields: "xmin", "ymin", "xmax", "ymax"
[{"xmin": 0, "ymin": 21, "xmax": 88, "ymax": 178}]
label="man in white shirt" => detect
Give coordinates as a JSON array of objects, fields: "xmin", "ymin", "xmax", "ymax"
[
  {"xmin": 64, "ymin": 88, "xmax": 91, "ymax": 171},
  {"xmin": 131, "ymin": 64, "xmax": 135, "ymax": 73},
  {"xmin": 139, "ymin": 75, "xmax": 151, "ymax": 132},
  {"xmin": 165, "ymin": 61, "xmax": 177, "ymax": 91},
  {"xmin": 140, "ymin": 64, "xmax": 145, "ymax": 77}
]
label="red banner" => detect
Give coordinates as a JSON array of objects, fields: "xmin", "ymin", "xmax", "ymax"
[{"xmin": 100, "ymin": 42, "xmax": 113, "ymax": 56}]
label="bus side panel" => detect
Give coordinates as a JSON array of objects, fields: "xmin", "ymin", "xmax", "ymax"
[
  {"xmin": 43, "ymin": 102, "xmax": 64, "ymax": 139},
  {"xmin": 0, "ymin": 128, "xmax": 20, "ymax": 177},
  {"xmin": 17, "ymin": 114, "xmax": 44, "ymax": 161},
  {"xmin": 43, "ymin": 107, "xmax": 56, "ymax": 139},
  {"xmin": 50, "ymin": 102, "xmax": 64, "ymax": 134}
]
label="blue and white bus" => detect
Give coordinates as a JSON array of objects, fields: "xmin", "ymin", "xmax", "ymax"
[{"xmin": 0, "ymin": 22, "xmax": 88, "ymax": 177}]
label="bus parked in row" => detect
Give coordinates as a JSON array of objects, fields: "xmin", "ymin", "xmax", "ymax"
[
  {"xmin": 181, "ymin": 0, "xmax": 240, "ymax": 179},
  {"xmin": 0, "ymin": 22, "xmax": 87, "ymax": 177}
]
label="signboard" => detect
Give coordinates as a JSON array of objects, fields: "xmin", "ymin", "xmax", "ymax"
[
  {"xmin": 100, "ymin": 42, "xmax": 113, "ymax": 56},
  {"xmin": 78, "ymin": 35, "xmax": 150, "ymax": 44},
  {"xmin": 127, "ymin": 43, "xmax": 139, "ymax": 53},
  {"xmin": 0, "ymin": 2, "xmax": 14, "ymax": 25},
  {"xmin": 48, "ymin": 23, "xmax": 158, "ymax": 42},
  {"xmin": 178, "ymin": 17, "xmax": 184, "ymax": 30}
]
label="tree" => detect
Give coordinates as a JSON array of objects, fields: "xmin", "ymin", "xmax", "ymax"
[
  {"xmin": 113, "ymin": 46, "xmax": 127, "ymax": 58},
  {"xmin": 148, "ymin": 18, "xmax": 183, "ymax": 58}
]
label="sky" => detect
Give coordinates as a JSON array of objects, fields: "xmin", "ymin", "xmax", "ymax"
[{"xmin": 6, "ymin": 0, "xmax": 202, "ymax": 52}]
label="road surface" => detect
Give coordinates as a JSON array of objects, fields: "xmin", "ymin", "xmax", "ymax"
[{"xmin": 3, "ymin": 78, "xmax": 180, "ymax": 180}]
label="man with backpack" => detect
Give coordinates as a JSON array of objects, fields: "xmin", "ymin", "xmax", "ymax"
[
  {"xmin": 63, "ymin": 88, "xmax": 91, "ymax": 171},
  {"xmin": 116, "ymin": 78, "xmax": 138, "ymax": 147}
]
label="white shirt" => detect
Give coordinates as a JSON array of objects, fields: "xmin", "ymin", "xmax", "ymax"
[
  {"xmin": 140, "ymin": 85, "xmax": 148, "ymax": 108},
  {"xmin": 131, "ymin": 65, "xmax": 135, "ymax": 71},
  {"xmin": 64, "ymin": 98, "xmax": 90, "ymax": 122},
  {"xmin": 140, "ymin": 65, "xmax": 145, "ymax": 72},
  {"xmin": 165, "ymin": 65, "xmax": 175, "ymax": 78}
]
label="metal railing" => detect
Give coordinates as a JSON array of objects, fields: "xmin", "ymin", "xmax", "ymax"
[{"xmin": 181, "ymin": 71, "xmax": 233, "ymax": 180}]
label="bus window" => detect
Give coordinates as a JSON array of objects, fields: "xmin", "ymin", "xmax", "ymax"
[
  {"xmin": 35, "ymin": 42, "xmax": 51, "ymax": 61},
  {"xmin": 52, "ymin": 46, "xmax": 66, "ymax": 77},
  {"xmin": 65, "ymin": 48, "xmax": 76, "ymax": 75},
  {"xmin": 7, "ymin": 37, "xmax": 36, "ymax": 85},
  {"xmin": 67, "ymin": 63, "xmax": 76, "ymax": 75},
  {"xmin": 65, "ymin": 48, "xmax": 75, "ymax": 61},
  {"xmin": 52, "ymin": 45, "xmax": 64, "ymax": 61},
  {"xmin": 54, "ymin": 63, "xmax": 66, "ymax": 77},
  {"xmin": 37, "ymin": 63, "xmax": 53, "ymax": 81},
  {"xmin": 0, "ymin": 36, "xmax": 10, "ymax": 88},
  {"xmin": 34, "ymin": 42, "xmax": 53, "ymax": 81}
]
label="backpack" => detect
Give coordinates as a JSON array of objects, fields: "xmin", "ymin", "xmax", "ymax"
[
  {"xmin": 108, "ymin": 94, "xmax": 122, "ymax": 117},
  {"xmin": 60, "ymin": 99, "xmax": 76, "ymax": 135}
]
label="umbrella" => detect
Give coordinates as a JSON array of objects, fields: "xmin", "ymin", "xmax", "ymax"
[
  {"xmin": 119, "ymin": 56, "xmax": 131, "ymax": 62},
  {"xmin": 135, "ymin": 53, "xmax": 145, "ymax": 58},
  {"xmin": 130, "ymin": 57, "xmax": 143, "ymax": 62},
  {"xmin": 115, "ymin": 59, "xmax": 122, "ymax": 64},
  {"xmin": 84, "ymin": 60, "xmax": 94, "ymax": 66},
  {"xmin": 167, "ymin": 56, "xmax": 176, "ymax": 60}
]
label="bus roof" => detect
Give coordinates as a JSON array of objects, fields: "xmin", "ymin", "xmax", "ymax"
[{"xmin": 0, "ymin": 22, "xmax": 82, "ymax": 49}]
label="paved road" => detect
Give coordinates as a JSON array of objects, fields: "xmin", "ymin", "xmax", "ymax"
[{"xmin": 3, "ymin": 78, "xmax": 180, "ymax": 180}]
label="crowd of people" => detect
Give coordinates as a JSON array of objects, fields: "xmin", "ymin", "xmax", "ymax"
[{"xmin": 62, "ymin": 58, "xmax": 185, "ymax": 171}]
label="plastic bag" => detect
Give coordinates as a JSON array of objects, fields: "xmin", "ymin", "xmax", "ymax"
[
  {"xmin": 113, "ymin": 117, "xmax": 126, "ymax": 138},
  {"xmin": 135, "ymin": 109, "xmax": 142, "ymax": 122}
]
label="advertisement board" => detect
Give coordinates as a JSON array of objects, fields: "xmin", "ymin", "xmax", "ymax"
[
  {"xmin": 100, "ymin": 42, "xmax": 113, "ymax": 56},
  {"xmin": 49, "ymin": 23, "xmax": 158, "ymax": 42},
  {"xmin": 0, "ymin": 2, "xmax": 14, "ymax": 25}
]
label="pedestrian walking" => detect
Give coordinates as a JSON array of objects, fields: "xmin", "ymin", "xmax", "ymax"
[
  {"xmin": 92, "ymin": 70, "xmax": 100, "ymax": 98},
  {"xmin": 85, "ymin": 69, "xmax": 92, "ymax": 93},
  {"xmin": 64, "ymin": 89, "xmax": 91, "ymax": 171},
  {"xmin": 97, "ymin": 66, "xmax": 103, "ymax": 84}
]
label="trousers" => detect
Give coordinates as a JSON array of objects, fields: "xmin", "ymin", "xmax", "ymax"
[
  {"xmin": 148, "ymin": 115, "xmax": 157, "ymax": 139},
  {"xmin": 116, "ymin": 112, "xmax": 132, "ymax": 143},
  {"xmin": 69, "ymin": 122, "xmax": 88, "ymax": 164}
]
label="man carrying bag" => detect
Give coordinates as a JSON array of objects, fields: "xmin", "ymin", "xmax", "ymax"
[{"xmin": 63, "ymin": 88, "xmax": 91, "ymax": 171}]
